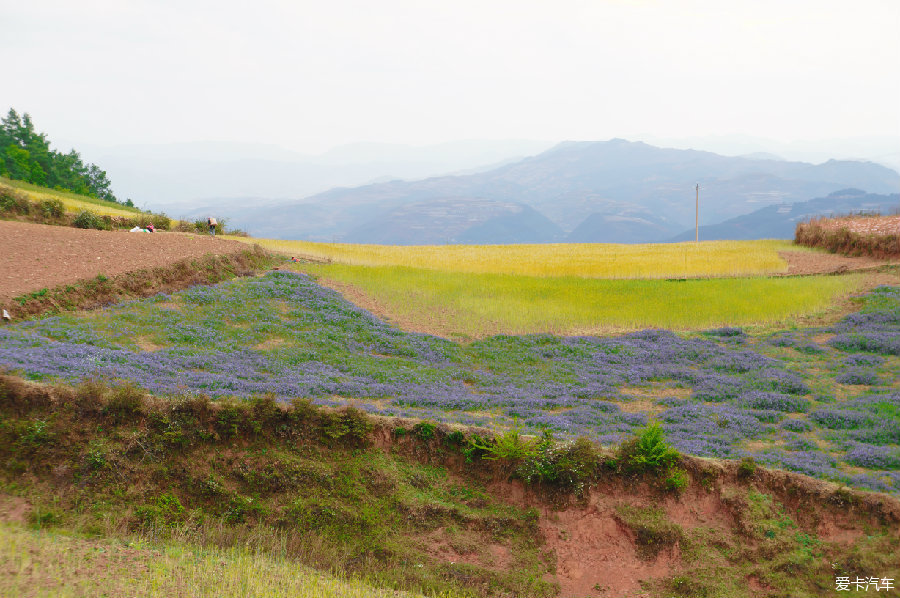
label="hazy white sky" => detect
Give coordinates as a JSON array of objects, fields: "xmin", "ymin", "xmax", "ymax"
[{"xmin": 2, "ymin": 0, "xmax": 899, "ymax": 153}]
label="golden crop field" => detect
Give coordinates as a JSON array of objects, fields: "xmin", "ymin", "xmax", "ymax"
[{"xmin": 231, "ymin": 237, "xmax": 793, "ymax": 279}]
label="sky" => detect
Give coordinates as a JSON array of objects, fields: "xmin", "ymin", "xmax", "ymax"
[{"xmin": 2, "ymin": 0, "xmax": 899, "ymax": 155}]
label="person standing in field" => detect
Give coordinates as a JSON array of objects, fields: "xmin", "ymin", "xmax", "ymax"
[{"xmin": 207, "ymin": 217, "xmax": 217, "ymax": 236}]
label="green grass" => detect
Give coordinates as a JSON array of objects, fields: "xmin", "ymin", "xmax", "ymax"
[
  {"xmin": 299, "ymin": 263, "xmax": 864, "ymax": 337},
  {"xmin": 0, "ymin": 522, "xmax": 429, "ymax": 598},
  {"xmin": 1, "ymin": 176, "xmax": 141, "ymax": 217}
]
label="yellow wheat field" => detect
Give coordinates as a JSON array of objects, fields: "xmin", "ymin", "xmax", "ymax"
[{"xmin": 233, "ymin": 237, "xmax": 792, "ymax": 279}]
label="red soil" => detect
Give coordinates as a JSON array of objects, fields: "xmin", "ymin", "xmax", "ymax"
[{"xmin": 0, "ymin": 220, "xmax": 246, "ymax": 306}]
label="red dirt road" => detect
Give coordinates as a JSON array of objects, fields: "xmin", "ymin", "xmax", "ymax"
[{"xmin": 0, "ymin": 220, "xmax": 246, "ymax": 304}]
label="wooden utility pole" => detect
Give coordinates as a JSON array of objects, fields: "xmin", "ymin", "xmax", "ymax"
[{"xmin": 695, "ymin": 183, "xmax": 700, "ymax": 243}]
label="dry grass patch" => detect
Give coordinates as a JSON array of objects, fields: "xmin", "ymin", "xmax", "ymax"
[
  {"xmin": 255, "ymin": 338, "xmax": 286, "ymax": 351},
  {"xmin": 135, "ymin": 336, "xmax": 167, "ymax": 352}
]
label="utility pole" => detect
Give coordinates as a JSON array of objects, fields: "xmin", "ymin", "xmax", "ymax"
[{"xmin": 695, "ymin": 183, "xmax": 700, "ymax": 243}]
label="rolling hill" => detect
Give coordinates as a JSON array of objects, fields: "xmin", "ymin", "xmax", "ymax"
[{"xmin": 236, "ymin": 139, "xmax": 900, "ymax": 244}]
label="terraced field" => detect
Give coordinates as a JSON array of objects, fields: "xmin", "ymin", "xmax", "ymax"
[{"xmin": 2, "ymin": 269, "xmax": 898, "ymax": 495}]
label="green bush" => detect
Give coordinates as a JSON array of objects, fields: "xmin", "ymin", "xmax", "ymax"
[
  {"xmin": 519, "ymin": 433, "xmax": 601, "ymax": 494},
  {"xmin": 618, "ymin": 422, "xmax": 680, "ymax": 472},
  {"xmin": 135, "ymin": 492, "xmax": 186, "ymax": 527},
  {"xmin": 38, "ymin": 198, "xmax": 64, "ymax": 219},
  {"xmin": 468, "ymin": 420, "xmax": 535, "ymax": 461},
  {"xmin": 320, "ymin": 406, "xmax": 372, "ymax": 444},
  {"xmin": 73, "ymin": 209, "xmax": 108, "ymax": 230},
  {"xmin": 413, "ymin": 421, "xmax": 437, "ymax": 441},
  {"xmin": 738, "ymin": 456, "xmax": 758, "ymax": 479},
  {"xmin": 664, "ymin": 467, "xmax": 689, "ymax": 492},
  {"xmin": 150, "ymin": 212, "xmax": 171, "ymax": 230},
  {"xmin": 18, "ymin": 419, "xmax": 51, "ymax": 447},
  {"xmin": 0, "ymin": 187, "xmax": 30, "ymax": 214}
]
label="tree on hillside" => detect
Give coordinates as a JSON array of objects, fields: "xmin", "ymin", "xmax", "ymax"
[{"xmin": 0, "ymin": 108, "xmax": 119, "ymax": 203}]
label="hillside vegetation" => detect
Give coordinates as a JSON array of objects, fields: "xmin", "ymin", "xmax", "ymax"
[
  {"xmin": 1, "ymin": 176, "xmax": 139, "ymax": 218},
  {"xmin": 2, "ymin": 270, "xmax": 898, "ymax": 496},
  {"xmin": 796, "ymin": 214, "xmax": 900, "ymax": 259},
  {"xmin": 1, "ymin": 375, "xmax": 898, "ymax": 598},
  {"xmin": 1, "ymin": 109, "xmax": 122, "ymax": 204}
]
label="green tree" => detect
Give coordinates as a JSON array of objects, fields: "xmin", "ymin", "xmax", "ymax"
[{"xmin": 0, "ymin": 107, "xmax": 119, "ymax": 203}]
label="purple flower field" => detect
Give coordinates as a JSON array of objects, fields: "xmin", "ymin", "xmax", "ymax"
[{"xmin": 1, "ymin": 271, "xmax": 898, "ymax": 494}]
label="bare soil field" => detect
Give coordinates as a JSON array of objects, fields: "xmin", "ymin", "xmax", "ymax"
[
  {"xmin": 0, "ymin": 220, "xmax": 246, "ymax": 304},
  {"xmin": 815, "ymin": 215, "xmax": 900, "ymax": 236},
  {"xmin": 778, "ymin": 249, "xmax": 898, "ymax": 275}
]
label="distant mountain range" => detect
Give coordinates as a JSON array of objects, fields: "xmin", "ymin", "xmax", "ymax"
[
  {"xmin": 85, "ymin": 139, "xmax": 555, "ymax": 208},
  {"xmin": 231, "ymin": 139, "xmax": 899, "ymax": 244},
  {"xmin": 667, "ymin": 189, "xmax": 900, "ymax": 242}
]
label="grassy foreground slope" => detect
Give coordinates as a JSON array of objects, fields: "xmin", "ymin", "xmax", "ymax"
[
  {"xmin": 0, "ymin": 522, "xmax": 421, "ymax": 598},
  {"xmin": 1, "ymin": 376, "xmax": 898, "ymax": 598}
]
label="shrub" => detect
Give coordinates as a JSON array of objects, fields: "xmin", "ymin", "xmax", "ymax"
[
  {"xmin": 29, "ymin": 508, "xmax": 62, "ymax": 529},
  {"xmin": 846, "ymin": 445, "xmax": 900, "ymax": 470},
  {"xmin": 289, "ymin": 397, "xmax": 316, "ymax": 420},
  {"xmin": 467, "ymin": 420, "xmax": 535, "ymax": 461},
  {"xmin": 810, "ymin": 408, "xmax": 870, "ymax": 430},
  {"xmin": 445, "ymin": 430, "xmax": 466, "ymax": 445},
  {"xmin": 150, "ymin": 213, "xmax": 171, "ymax": 230},
  {"xmin": 38, "ymin": 198, "xmax": 64, "ymax": 219},
  {"xmin": 84, "ymin": 445, "xmax": 108, "ymax": 471},
  {"xmin": 664, "ymin": 467, "xmax": 689, "ymax": 492},
  {"xmin": 104, "ymin": 383, "xmax": 144, "ymax": 422},
  {"xmin": 223, "ymin": 495, "xmax": 265, "ymax": 524},
  {"xmin": 830, "ymin": 332, "xmax": 900, "ymax": 356},
  {"xmin": 737, "ymin": 456, "xmax": 757, "ymax": 478},
  {"xmin": 780, "ymin": 418, "xmax": 812, "ymax": 433},
  {"xmin": 135, "ymin": 492, "xmax": 186, "ymax": 527},
  {"xmin": 744, "ymin": 391, "xmax": 809, "ymax": 413},
  {"xmin": 18, "ymin": 419, "xmax": 51, "ymax": 447},
  {"xmin": 413, "ymin": 421, "xmax": 437, "ymax": 441},
  {"xmin": 618, "ymin": 422, "xmax": 680, "ymax": 472},
  {"xmin": 836, "ymin": 369, "xmax": 879, "ymax": 386},
  {"xmin": 0, "ymin": 187, "xmax": 30, "ymax": 214},
  {"xmin": 519, "ymin": 433, "xmax": 601, "ymax": 494},
  {"xmin": 320, "ymin": 406, "xmax": 372, "ymax": 444},
  {"xmin": 249, "ymin": 393, "xmax": 281, "ymax": 427},
  {"xmin": 73, "ymin": 209, "xmax": 108, "ymax": 230}
]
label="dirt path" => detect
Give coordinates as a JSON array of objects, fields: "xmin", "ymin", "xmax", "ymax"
[
  {"xmin": 778, "ymin": 249, "xmax": 898, "ymax": 275},
  {"xmin": 0, "ymin": 221, "xmax": 246, "ymax": 304}
]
